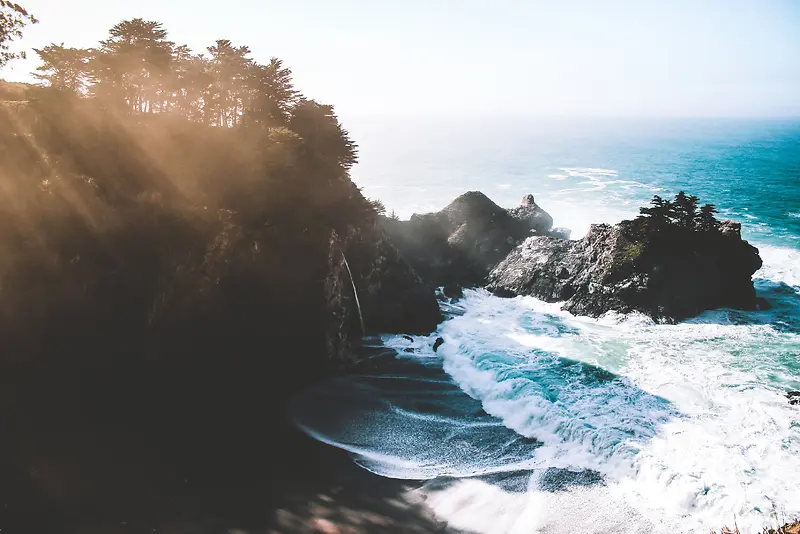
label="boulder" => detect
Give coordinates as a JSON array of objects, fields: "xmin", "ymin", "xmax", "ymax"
[
  {"xmin": 442, "ymin": 283, "xmax": 464, "ymax": 300},
  {"xmin": 488, "ymin": 217, "xmax": 763, "ymax": 322},
  {"xmin": 382, "ymin": 192, "xmax": 555, "ymax": 287}
]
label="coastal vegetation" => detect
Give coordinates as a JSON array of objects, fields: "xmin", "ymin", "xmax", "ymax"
[
  {"xmin": 636, "ymin": 191, "xmax": 721, "ymax": 233},
  {"xmin": 1, "ymin": 4, "xmax": 408, "ymax": 529}
]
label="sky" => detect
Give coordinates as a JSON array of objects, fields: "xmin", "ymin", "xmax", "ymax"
[{"xmin": 2, "ymin": 0, "xmax": 799, "ymax": 120}]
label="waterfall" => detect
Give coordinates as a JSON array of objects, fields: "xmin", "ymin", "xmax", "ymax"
[{"xmin": 341, "ymin": 251, "xmax": 366, "ymax": 336}]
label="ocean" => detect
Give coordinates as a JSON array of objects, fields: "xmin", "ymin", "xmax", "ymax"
[{"xmin": 293, "ymin": 117, "xmax": 800, "ymax": 533}]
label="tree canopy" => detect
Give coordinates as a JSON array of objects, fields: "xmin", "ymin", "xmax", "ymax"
[
  {"xmin": 28, "ymin": 17, "xmax": 334, "ymax": 136},
  {"xmin": 637, "ymin": 191, "xmax": 721, "ymax": 233}
]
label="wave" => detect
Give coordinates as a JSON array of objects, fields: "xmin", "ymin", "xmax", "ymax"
[
  {"xmin": 427, "ymin": 290, "xmax": 800, "ymax": 533},
  {"xmin": 559, "ymin": 167, "xmax": 620, "ymax": 177},
  {"xmin": 757, "ymin": 245, "xmax": 800, "ymax": 289}
]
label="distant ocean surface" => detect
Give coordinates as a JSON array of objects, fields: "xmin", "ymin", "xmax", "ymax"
[{"xmin": 295, "ymin": 118, "xmax": 800, "ymax": 533}]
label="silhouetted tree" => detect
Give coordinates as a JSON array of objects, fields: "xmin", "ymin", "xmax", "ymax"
[
  {"xmin": 96, "ymin": 19, "xmax": 174, "ymax": 113},
  {"xmin": 244, "ymin": 58, "xmax": 298, "ymax": 126},
  {"xmin": 33, "ymin": 43, "xmax": 89, "ymax": 93},
  {"xmin": 696, "ymin": 203, "xmax": 720, "ymax": 232},
  {"xmin": 673, "ymin": 190, "xmax": 699, "ymax": 229},
  {"xmin": 638, "ymin": 195, "xmax": 674, "ymax": 228},
  {"xmin": 638, "ymin": 192, "xmax": 721, "ymax": 235},
  {"xmin": 0, "ymin": 0, "xmax": 37, "ymax": 66},
  {"xmin": 206, "ymin": 39, "xmax": 252, "ymax": 127},
  {"xmin": 290, "ymin": 99, "xmax": 358, "ymax": 172}
]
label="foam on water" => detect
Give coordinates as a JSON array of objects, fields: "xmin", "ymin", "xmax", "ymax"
[
  {"xmin": 757, "ymin": 245, "xmax": 800, "ymax": 289},
  {"xmin": 423, "ymin": 287, "xmax": 800, "ymax": 531}
]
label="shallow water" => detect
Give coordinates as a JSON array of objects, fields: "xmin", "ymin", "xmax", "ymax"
[{"xmin": 295, "ymin": 118, "xmax": 800, "ymax": 533}]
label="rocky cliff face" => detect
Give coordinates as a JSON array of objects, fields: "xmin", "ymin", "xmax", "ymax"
[
  {"xmin": 381, "ymin": 192, "xmax": 555, "ymax": 287},
  {"xmin": 324, "ymin": 228, "xmax": 442, "ymax": 361},
  {"xmin": 487, "ymin": 217, "xmax": 763, "ymax": 322}
]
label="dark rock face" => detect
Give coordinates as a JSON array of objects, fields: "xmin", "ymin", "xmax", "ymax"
[
  {"xmin": 488, "ymin": 219, "xmax": 763, "ymax": 322},
  {"xmin": 788, "ymin": 391, "xmax": 800, "ymax": 406},
  {"xmin": 382, "ymin": 192, "xmax": 554, "ymax": 287},
  {"xmin": 324, "ymin": 228, "xmax": 442, "ymax": 360},
  {"xmin": 442, "ymin": 283, "xmax": 464, "ymax": 300}
]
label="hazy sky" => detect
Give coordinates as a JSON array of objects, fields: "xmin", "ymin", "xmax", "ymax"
[{"xmin": 2, "ymin": 0, "xmax": 799, "ymax": 119}]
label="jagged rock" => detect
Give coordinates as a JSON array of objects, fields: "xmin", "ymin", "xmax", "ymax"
[
  {"xmin": 508, "ymin": 194, "xmax": 555, "ymax": 235},
  {"xmin": 442, "ymin": 283, "xmax": 464, "ymax": 300},
  {"xmin": 402, "ymin": 335, "xmax": 414, "ymax": 342},
  {"xmin": 487, "ymin": 218, "xmax": 763, "ymax": 322},
  {"xmin": 433, "ymin": 337, "xmax": 445, "ymax": 352},
  {"xmin": 720, "ymin": 220, "xmax": 742, "ymax": 238},
  {"xmin": 381, "ymin": 192, "xmax": 555, "ymax": 287},
  {"xmin": 788, "ymin": 391, "xmax": 800, "ymax": 406},
  {"xmin": 547, "ymin": 227, "xmax": 572, "ymax": 240}
]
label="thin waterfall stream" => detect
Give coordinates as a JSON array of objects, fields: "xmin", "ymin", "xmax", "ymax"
[{"xmin": 341, "ymin": 251, "xmax": 366, "ymax": 336}]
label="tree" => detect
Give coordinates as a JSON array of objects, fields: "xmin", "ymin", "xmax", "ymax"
[
  {"xmin": 673, "ymin": 190, "xmax": 699, "ymax": 229},
  {"xmin": 33, "ymin": 43, "xmax": 89, "ymax": 93},
  {"xmin": 638, "ymin": 194, "xmax": 674, "ymax": 228},
  {"xmin": 244, "ymin": 58, "xmax": 298, "ymax": 127},
  {"xmin": 166, "ymin": 45, "xmax": 211, "ymax": 120},
  {"xmin": 696, "ymin": 203, "xmax": 720, "ymax": 232},
  {"xmin": 96, "ymin": 19, "xmax": 174, "ymax": 113},
  {"xmin": 289, "ymin": 99, "xmax": 358, "ymax": 172},
  {"xmin": 207, "ymin": 39, "xmax": 253, "ymax": 127},
  {"xmin": 0, "ymin": 0, "xmax": 37, "ymax": 67}
]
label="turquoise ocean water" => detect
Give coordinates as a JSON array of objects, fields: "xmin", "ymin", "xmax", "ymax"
[{"xmin": 295, "ymin": 118, "xmax": 800, "ymax": 533}]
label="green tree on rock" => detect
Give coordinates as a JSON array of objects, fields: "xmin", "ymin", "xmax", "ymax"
[
  {"xmin": 696, "ymin": 203, "xmax": 720, "ymax": 232},
  {"xmin": 673, "ymin": 190, "xmax": 699, "ymax": 229},
  {"xmin": 638, "ymin": 195, "xmax": 674, "ymax": 228}
]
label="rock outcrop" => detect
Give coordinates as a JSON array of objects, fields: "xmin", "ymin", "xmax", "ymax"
[
  {"xmin": 382, "ymin": 192, "xmax": 554, "ymax": 287},
  {"xmin": 488, "ymin": 217, "xmax": 763, "ymax": 322},
  {"xmin": 325, "ymin": 229, "xmax": 443, "ymax": 361}
]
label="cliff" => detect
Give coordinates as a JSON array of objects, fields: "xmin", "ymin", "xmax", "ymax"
[
  {"xmin": 381, "ymin": 191, "xmax": 556, "ymax": 287},
  {"xmin": 0, "ymin": 84, "xmax": 441, "ymax": 528}
]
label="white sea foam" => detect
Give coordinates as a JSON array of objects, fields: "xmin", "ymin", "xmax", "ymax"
[
  {"xmin": 757, "ymin": 245, "xmax": 800, "ymax": 288},
  {"xmin": 560, "ymin": 167, "xmax": 620, "ymax": 177},
  {"xmin": 421, "ymin": 290, "xmax": 800, "ymax": 533}
]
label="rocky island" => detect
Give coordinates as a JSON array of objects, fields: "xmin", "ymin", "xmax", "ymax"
[
  {"xmin": 487, "ymin": 194, "xmax": 765, "ymax": 321},
  {"xmin": 383, "ymin": 190, "xmax": 764, "ymax": 323}
]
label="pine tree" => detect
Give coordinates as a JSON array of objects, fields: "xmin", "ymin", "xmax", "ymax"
[
  {"xmin": 673, "ymin": 191, "xmax": 699, "ymax": 229},
  {"xmin": 243, "ymin": 58, "xmax": 298, "ymax": 127},
  {"xmin": 696, "ymin": 203, "xmax": 720, "ymax": 232},
  {"xmin": 207, "ymin": 39, "xmax": 253, "ymax": 127},
  {"xmin": 639, "ymin": 195, "xmax": 674, "ymax": 228},
  {"xmin": 33, "ymin": 43, "xmax": 89, "ymax": 93},
  {"xmin": 96, "ymin": 19, "xmax": 174, "ymax": 113}
]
